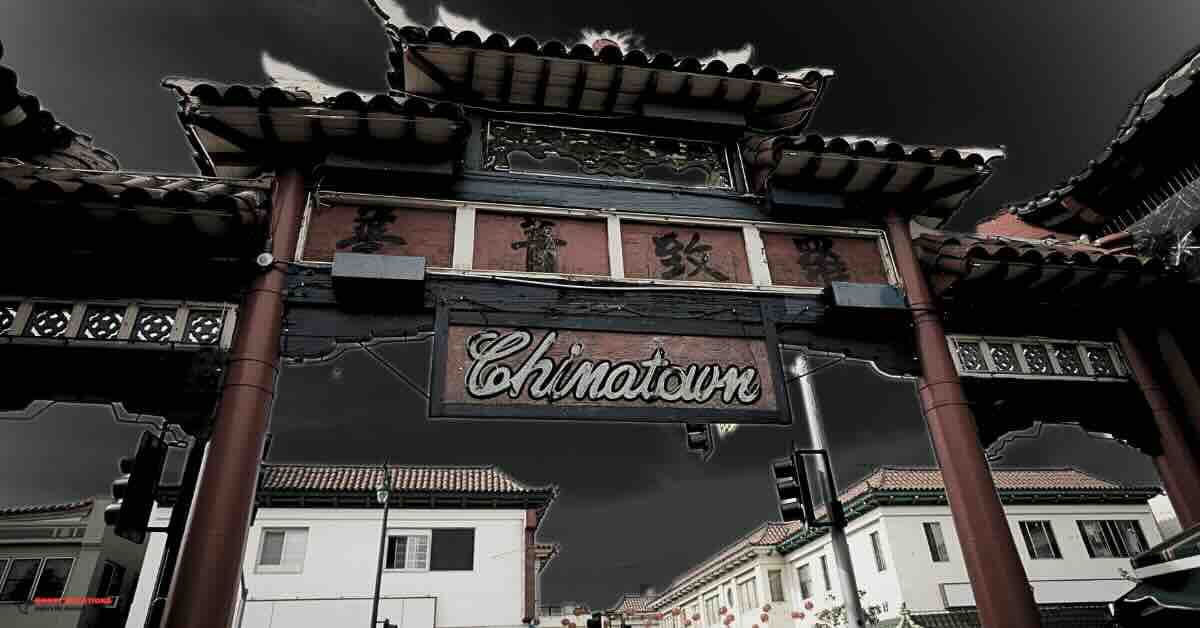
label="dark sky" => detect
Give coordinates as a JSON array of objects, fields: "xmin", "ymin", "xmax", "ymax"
[{"xmin": 1, "ymin": 0, "xmax": 1194, "ymax": 608}]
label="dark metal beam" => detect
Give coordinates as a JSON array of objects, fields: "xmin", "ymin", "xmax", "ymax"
[
  {"xmin": 499, "ymin": 54, "xmax": 516, "ymax": 104},
  {"xmin": 569, "ymin": 63, "xmax": 587, "ymax": 111},
  {"xmin": 603, "ymin": 66, "xmax": 624, "ymax": 113},
  {"xmin": 534, "ymin": 59, "xmax": 550, "ymax": 107}
]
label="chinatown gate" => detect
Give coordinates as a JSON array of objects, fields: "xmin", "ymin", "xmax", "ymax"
[{"xmin": 3, "ymin": 17, "xmax": 1200, "ymax": 628}]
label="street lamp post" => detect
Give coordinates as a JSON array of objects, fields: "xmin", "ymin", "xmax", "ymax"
[{"xmin": 370, "ymin": 464, "xmax": 392, "ymax": 628}]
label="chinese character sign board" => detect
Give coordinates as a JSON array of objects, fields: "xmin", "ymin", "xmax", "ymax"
[
  {"xmin": 761, "ymin": 232, "xmax": 889, "ymax": 287},
  {"xmin": 301, "ymin": 204, "xmax": 455, "ymax": 265},
  {"xmin": 620, "ymin": 223, "xmax": 753, "ymax": 284},
  {"xmin": 473, "ymin": 212, "xmax": 610, "ymax": 275}
]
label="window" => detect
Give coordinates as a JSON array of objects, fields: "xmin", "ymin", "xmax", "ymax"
[
  {"xmin": 32, "ymin": 558, "xmax": 73, "ymax": 598},
  {"xmin": 386, "ymin": 531, "xmax": 431, "ymax": 570},
  {"xmin": 1078, "ymin": 520, "xmax": 1149, "ymax": 558},
  {"xmin": 429, "ymin": 529, "xmax": 475, "ymax": 571},
  {"xmin": 96, "ymin": 562, "xmax": 126, "ymax": 597},
  {"xmin": 1019, "ymin": 521, "xmax": 1062, "ymax": 559},
  {"xmin": 767, "ymin": 569, "xmax": 785, "ymax": 603},
  {"xmin": 386, "ymin": 529, "xmax": 475, "ymax": 571},
  {"xmin": 869, "ymin": 532, "xmax": 887, "ymax": 571},
  {"xmin": 736, "ymin": 578, "xmax": 758, "ymax": 611},
  {"xmin": 727, "ymin": 588, "xmax": 734, "ymax": 609},
  {"xmin": 704, "ymin": 596, "xmax": 720, "ymax": 624},
  {"xmin": 0, "ymin": 558, "xmax": 41, "ymax": 602},
  {"xmin": 797, "ymin": 563, "xmax": 813, "ymax": 599},
  {"xmin": 819, "ymin": 556, "xmax": 831, "ymax": 591},
  {"xmin": 923, "ymin": 522, "xmax": 950, "ymax": 562},
  {"xmin": 257, "ymin": 528, "xmax": 308, "ymax": 572}
]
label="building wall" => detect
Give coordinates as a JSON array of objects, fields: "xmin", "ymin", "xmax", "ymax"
[
  {"xmin": 0, "ymin": 498, "xmax": 145, "ymax": 628},
  {"xmin": 883, "ymin": 503, "xmax": 1160, "ymax": 611},
  {"xmin": 126, "ymin": 505, "xmax": 530, "ymax": 628},
  {"xmin": 652, "ymin": 500, "xmax": 1159, "ymax": 625}
]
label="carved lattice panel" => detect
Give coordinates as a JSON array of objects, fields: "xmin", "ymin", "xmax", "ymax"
[
  {"xmin": 184, "ymin": 310, "xmax": 224, "ymax": 345},
  {"xmin": 25, "ymin": 304, "xmax": 72, "ymax": 338},
  {"xmin": 81, "ymin": 306, "xmax": 126, "ymax": 340},
  {"xmin": 0, "ymin": 303, "xmax": 16, "ymax": 335},
  {"xmin": 948, "ymin": 335, "xmax": 1127, "ymax": 382},
  {"xmin": 133, "ymin": 308, "xmax": 176, "ymax": 343},
  {"xmin": 484, "ymin": 121, "xmax": 733, "ymax": 190}
]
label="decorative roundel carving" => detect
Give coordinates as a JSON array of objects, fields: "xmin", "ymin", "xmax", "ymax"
[
  {"xmin": 28, "ymin": 306, "xmax": 71, "ymax": 338},
  {"xmin": 185, "ymin": 311, "xmax": 223, "ymax": 345},
  {"xmin": 82, "ymin": 307, "xmax": 124, "ymax": 340},
  {"xmin": 134, "ymin": 309, "xmax": 176, "ymax": 342},
  {"xmin": 0, "ymin": 304, "xmax": 16, "ymax": 335}
]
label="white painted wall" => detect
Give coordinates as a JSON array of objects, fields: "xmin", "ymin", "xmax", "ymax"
[
  {"xmin": 126, "ymin": 505, "xmax": 531, "ymax": 628},
  {"xmin": 884, "ymin": 503, "xmax": 1158, "ymax": 611},
  {"xmin": 651, "ymin": 500, "xmax": 1159, "ymax": 626}
]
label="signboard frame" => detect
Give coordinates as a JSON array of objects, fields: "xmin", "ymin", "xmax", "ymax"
[{"xmin": 429, "ymin": 301, "xmax": 791, "ymax": 425}]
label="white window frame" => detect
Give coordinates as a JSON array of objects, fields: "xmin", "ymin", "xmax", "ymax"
[
  {"xmin": 1018, "ymin": 520, "xmax": 1063, "ymax": 560},
  {"xmin": 384, "ymin": 529, "xmax": 432, "ymax": 572},
  {"xmin": 301, "ymin": 192, "xmax": 900, "ymax": 298},
  {"xmin": 767, "ymin": 568, "xmax": 786, "ymax": 603},
  {"xmin": 869, "ymin": 531, "xmax": 888, "ymax": 572},
  {"xmin": 30, "ymin": 556, "xmax": 75, "ymax": 600},
  {"xmin": 796, "ymin": 562, "xmax": 814, "ymax": 600},
  {"xmin": 923, "ymin": 522, "xmax": 951, "ymax": 563},
  {"xmin": 0, "ymin": 557, "xmax": 47, "ymax": 603},
  {"xmin": 255, "ymin": 528, "xmax": 308, "ymax": 574}
]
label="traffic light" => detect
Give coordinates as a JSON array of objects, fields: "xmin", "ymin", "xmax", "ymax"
[
  {"xmin": 104, "ymin": 430, "xmax": 168, "ymax": 544},
  {"xmin": 772, "ymin": 451, "xmax": 815, "ymax": 524},
  {"xmin": 683, "ymin": 424, "xmax": 715, "ymax": 460}
]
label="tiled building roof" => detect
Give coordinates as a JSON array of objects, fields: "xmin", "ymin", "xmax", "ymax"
[
  {"xmin": 742, "ymin": 133, "xmax": 1003, "ymax": 223},
  {"xmin": 994, "ymin": 44, "xmax": 1200, "ymax": 236},
  {"xmin": 837, "ymin": 467, "xmax": 1123, "ymax": 504},
  {"xmin": 385, "ymin": 24, "xmax": 832, "ymax": 134},
  {"xmin": 0, "ymin": 162, "xmax": 270, "ymax": 215},
  {"xmin": 611, "ymin": 594, "xmax": 655, "ymax": 614},
  {"xmin": 912, "ymin": 230, "xmax": 1172, "ymax": 296},
  {"xmin": 261, "ymin": 463, "xmax": 551, "ymax": 494},
  {"xmin": 163, "ymin": 77, "xmax": 469, "ymax": 178},
  {"xmin": 1, "ymin": 39, "xmax": 119, "ymax": 170},
  {"xmin": 0, "ymin": 498, "xmax": 94, "ymax": 518}
]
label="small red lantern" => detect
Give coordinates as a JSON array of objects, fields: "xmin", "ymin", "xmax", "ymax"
[
  {"xmin": 724, "ymin": 618, "xmax": 734, "ymax": 626},
  {"xmin": 693, "ymin": 615, "xmax": 701, "ymax": 622},
  {"xmin": 719, "ymin": 608, "xmax": 728, "ymax": 616},
  {"xmin": 760, "ymin": 614, "xmax": 769, "ymax": 622},
  {"xmin": 762, "ymin": 605, "xmax": 771, "ymax": 613},
  {"xmin": 655, "ymin": 615, "xmax": 664, "ymax": 622},
  {"xmin": 798, "ymin": 614, "xmax": 805, "ymax": 621},
  {"xmin": 804, "ymin": 601, "xmax": 813, "ymax": 611},
  {"xmin": 790, "ymin": 612, "xmax": 802, "ymax": 620},
  {"xmin": 570, "ymin": 623, "xmax": 577, "ymax": 628},
  {"xmin": 563, "ymin": 620, "xmax": 571, "ymax": 626},
  {"xmin": 673, "ymin": 609, "xmax": 682, "ymax": 617},
  {"xmin": 753, "ymin": 625, "xmax": 760, "ymax": 628}
]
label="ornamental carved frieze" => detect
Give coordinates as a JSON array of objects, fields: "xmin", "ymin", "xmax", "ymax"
[{"xmin": 483, "ymin": 121, "xmax": 733, "ymax": 189}]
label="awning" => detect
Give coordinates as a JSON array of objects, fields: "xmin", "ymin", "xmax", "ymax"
[
  {"xmin": 742, "ymin": 134, "xmax": 1004, "ymax": 222},
  {"xmin": 163, "ymin": 78, "xmax": 470, "ymax": 178},
  {"xmin": 386, "ymin": 25, "xmax": 832, "ymax": 134}
]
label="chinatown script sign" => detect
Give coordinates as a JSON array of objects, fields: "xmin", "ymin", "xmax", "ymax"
[{"xmin": 430, "ymin": 311, "xmax": 789, "ymax": 424}]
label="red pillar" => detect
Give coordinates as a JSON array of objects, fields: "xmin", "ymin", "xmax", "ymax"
[
  {"xmin": 161, "ymin": 170, "xmax": 307, "ymax": 628},
  {"xmin": 885, "ymin": 210, "xmax": 1041, "ymax": 628},
  {"xmin": 1118, "ymin": 328, "xmax": 1200, "ymax": 528},
  {"xmin": 1156, "ymin": 328, "xmax": 1200, "ymax": 441}
]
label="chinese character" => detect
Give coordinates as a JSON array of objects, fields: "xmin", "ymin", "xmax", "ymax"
[
  {"xmin": 653, "ymin": 231, "xmax": 730, "ymax": 281},
  {"xmin": 793, "ymin": 236, "xmax": 850, "ymax": 283},
  {"xmin": 512, "ymin": 217, "xmax": 568, "ymax": 273},
  {"xmin": 336, "ymin": 207, "xmax": 407, "ymax": 254}
]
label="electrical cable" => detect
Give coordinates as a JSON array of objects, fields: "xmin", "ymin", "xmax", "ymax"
[
  {"xmin": 783, "ymin": 355, "xmax": 847, "ymax": 384},
  {"xmin": 358, "ymin": 342, "xmax": 431, "ymax": 401}
]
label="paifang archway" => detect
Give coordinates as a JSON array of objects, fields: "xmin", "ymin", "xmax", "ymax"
[{"xmin": 6, "ymin": 24, "xmax": 1200, "ymax": 628}]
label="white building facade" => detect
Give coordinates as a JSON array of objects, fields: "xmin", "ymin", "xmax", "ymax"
[
  {"xmin": 647, "ymin": 467, "xmax": 1160, "ymax": 628},
  {"xmin": 0, "ymin": 496, "xmax": 146, "ymax": 628},
  {"xmin": 124, "ymin": 464, "xmax": 557, "ymax": 628}
]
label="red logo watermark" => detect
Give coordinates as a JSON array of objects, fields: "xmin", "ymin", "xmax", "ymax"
[{"xmin": 32, "ymin": 596, "xmax": 119, "ymax": 609}]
